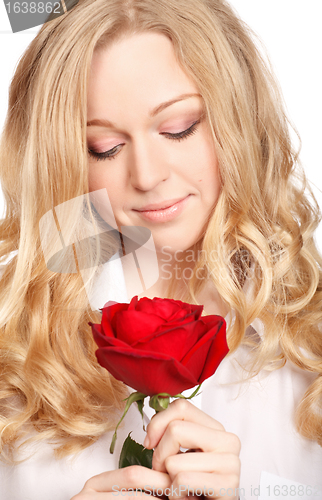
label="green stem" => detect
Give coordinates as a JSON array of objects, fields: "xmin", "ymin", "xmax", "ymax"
[
  {"xmin": 173, "ymin": 384, "xmax": 202, "ymax": 400},
  {"xmin": 110, "ymin": 391, "xmax": 146, "ymax": 453}
]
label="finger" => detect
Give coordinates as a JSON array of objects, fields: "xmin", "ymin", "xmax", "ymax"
[
  {"xmin": 152, "ymin": 421, "xmax": 240, "ymax": 472},
  {"xmin": 82, "ymin": 465, "xmax": 171, "ymax": 493},
  {"xmin": 163, "ymin": 451, "xmax": 241, "ymax": 480},
  {"xmin": 71, "ymin": 490, "xmax": 154, "ymax": 500},
  {"xmin": 144, "ymin": 399, "xmax": 225, "ymax": 449},
  {"xmin": 168, "ymin": 471, "xmax": 240, "ymax": 500}
]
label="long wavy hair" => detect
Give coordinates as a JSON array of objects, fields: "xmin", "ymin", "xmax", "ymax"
[{"xmin": 0, "ymin": 0, "xmax": 321, "ymax": 463}]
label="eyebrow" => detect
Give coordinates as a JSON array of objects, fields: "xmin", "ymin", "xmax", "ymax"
[{"xmin": 87, "ymin": 93, "xmax": 202, "ymax": 128}]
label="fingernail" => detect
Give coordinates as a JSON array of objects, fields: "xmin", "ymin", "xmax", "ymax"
[{"xmin": 143, "ymin": 435, "xmax": 150, "ymax": 448}]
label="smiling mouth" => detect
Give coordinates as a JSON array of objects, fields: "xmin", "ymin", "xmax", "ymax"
[
  {"xmin": 135, "ymin": 196, "xmax": 189, "ymax": 212},
  {"xmin": 133, "ymin": 195, "xmax": 191, "ymax": 222}
]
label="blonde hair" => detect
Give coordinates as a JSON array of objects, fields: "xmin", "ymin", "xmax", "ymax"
[{"xmin": 0, "ymin": 0, "xmax": 321, "ymax": 462}]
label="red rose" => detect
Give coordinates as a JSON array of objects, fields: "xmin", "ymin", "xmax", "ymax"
[{"xmin": 90, "ymin": 296, "xmax": 228, "ymax": 396}]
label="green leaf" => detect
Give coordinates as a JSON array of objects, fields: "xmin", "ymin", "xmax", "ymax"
[{"xmin": 118, "ymin": 433, "xmax": 153, "ymax": 469}]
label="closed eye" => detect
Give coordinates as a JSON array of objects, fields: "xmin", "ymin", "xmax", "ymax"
[
  {"xmin": 88, "ymin": 143, "xmax": 124, "ymax": 161},
  {"xmin": 87, "ymin": 118, "xmax": 202, "ymax": 161},
  {"xmin": 160, "ymin": 118, "xmax": 201, "ymax": 142}
]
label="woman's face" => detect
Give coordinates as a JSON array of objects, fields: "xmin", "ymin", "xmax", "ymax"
[{"xmin": 87, "ymin": 32, "xmax": 221, "ymax": 255}]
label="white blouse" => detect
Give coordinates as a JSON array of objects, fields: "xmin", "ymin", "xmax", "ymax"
[
  {"xmin": 141, "ymin": 320, "xmax": 322, "ymax": 500},
  {"xmin": 0, "ymin": 260, "xmax": 322, "ymax": 499},
  {"xmin": 0, "ymin": 403, "xmax": 148, "ymax": 499},
  {"xmin": 1, "ymin": 335, "xmax": 321, "ymax": 500}
]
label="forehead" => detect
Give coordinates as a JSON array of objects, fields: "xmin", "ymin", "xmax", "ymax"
[{"xmin": 87, "ymin": 32, "xmax": 200, "ymax": 123}]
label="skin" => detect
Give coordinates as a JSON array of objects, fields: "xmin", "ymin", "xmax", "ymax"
[
  {"xmin": 72, "ymin": 401, "xmax": 241, "ymax": 500},
  {"xmin": 78, "ymin": 32, "xmax": 240, "ymax": 499},
  {"xmin": 86, "ymin": 31, "xmax": 227, "ymax": 314}
]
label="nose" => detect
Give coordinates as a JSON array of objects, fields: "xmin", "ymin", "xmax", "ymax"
[{"xmin": 128, "ymin": 136, "xmax": 170, "ymax": 191}]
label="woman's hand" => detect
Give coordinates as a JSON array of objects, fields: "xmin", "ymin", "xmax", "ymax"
[
  {"xmin": 143, "ymin": 399, "xmax": 241, "ymax": 500},
  {"xmin": 71, "ymin": 466, "xmax": 171, "ymax": 499},
  {"xmin": 71, "ymin": 399, "xmax": 241, "ymax": 500}
]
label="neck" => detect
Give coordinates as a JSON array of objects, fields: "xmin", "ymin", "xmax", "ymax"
[{"xmin": 121, "ymin": 247, "xmax": 228, "ymax": 318}]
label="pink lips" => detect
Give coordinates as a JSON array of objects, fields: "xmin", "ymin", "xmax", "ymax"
[{"xmin": 133, "ymin": 195, "xmax": 191, "ymax": 222}]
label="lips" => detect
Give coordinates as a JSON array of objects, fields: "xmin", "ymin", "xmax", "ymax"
[
  {"xmin": 133, "ymin": 195, "xmax": 191, "ymax": 223},
  {"xmin": 134, "ymin": 196, "xmax": 188, "ymax": 212}
]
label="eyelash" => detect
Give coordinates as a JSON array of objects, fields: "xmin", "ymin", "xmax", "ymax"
[
  {"xmin": 161, "ymin": 119, "xmax": 200, "ymax": 142},
  {"xmin": 88, "ymin": 119, "xmax": 201, "ymax": 162}
]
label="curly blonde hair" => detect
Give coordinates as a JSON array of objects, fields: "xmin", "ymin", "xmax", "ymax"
[{"xmin": 0, "ymin": 0, "xmax": 321, "ymax": 463}]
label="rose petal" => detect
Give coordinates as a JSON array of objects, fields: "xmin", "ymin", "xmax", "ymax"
[
  {"xmin": 118, "ymin": 309, "xmax": 205, "ymax": 348},
  {"xmin": 167, "ymin": 304, "xmax": 203, "ymax": 322},
  {"xmin": 135, "ymin": 297, "xmax": 181, "ymax": 317},
  {"xmin": 91, "ymin": 322, "xmax": 127, "ymax": 348},
  {"xmin": 101, "ymin": 302, "xmax": 130, "ymax": 337},
  {"xmin": 90, "ymin": 297, "xmax": 229, "ymax": 398},
  {"xmin": 162, "ymin": 308, "xmax": 204, "ymax": 327},
  {"xmin": 95, "ymin": 346, "xmax": 198, "ymax": 395},
  {"xmin": 131, "ymin": 321, "xmax": 207, "ymax": 360},
  {"xmin": 181, "ymin": 317, "xmax": 228, "ymax": 381},
  {"xmin": 113, "ymin": 311, "xmax": 165, "ymax": 344},
  {"xmin": 135, "ymin": 297, "xmax": 202, "ymax": 322},
  {"xmin": 165, "ymin": 300, "xmax": 203, "ymax": 322},
  {"xmin": 127, "ymin": 295, "xmax": 139, "ymax": 310},
  {"xmin": 152, "ymin": 309, "xmax": 203, "ymax": 331},
  {"xmin": 102, "ymin": 300, "xmax": 118, "ymax": 309},
  {"xmin": 196, "ymin": 317, "xmax": 229, "ymax": 383}
]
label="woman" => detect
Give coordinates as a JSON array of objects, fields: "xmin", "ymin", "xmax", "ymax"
[{"xmin": 0, "ymin": 0, "xmax": 321, "ymax": 499}]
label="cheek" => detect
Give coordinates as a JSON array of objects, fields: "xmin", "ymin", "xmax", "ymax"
[
  {"xmin": 87, "ymin": 166, "xmax": 122, "ymax": 225},
  {"xmin": 88, "ymin": 165, "xmax": 119, "ymax": 195},
  {"xmin": 206, "ymin": 160, "xmax": 221, "ymax": 201},
  {"xmin": 196, "ymin": 142, "xmax": 221, "ymax": 203},
  {"xmin": 187, "ymin": 137, "xmax": 219, "ymax": 181},
  {"xmin": 88, "ymin": 165, "xmax": 103, "ymax": 192}
]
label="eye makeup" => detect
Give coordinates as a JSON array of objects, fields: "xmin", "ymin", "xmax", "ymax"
[
  {"xmin": 160, "ymin": 118, "xmax": 200, "ymax": 142},
  {"xmin": 87, "ymin": 117, "xmax": 202, "ymax": 162},
  {"xmin": 88, "ymin": 143, "xmax": 124, "ymax": 161}
]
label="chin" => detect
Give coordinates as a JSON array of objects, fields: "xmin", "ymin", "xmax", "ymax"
[{"xmin": 154, "ymin": 237, "xmax": 199, "ymax": 257}]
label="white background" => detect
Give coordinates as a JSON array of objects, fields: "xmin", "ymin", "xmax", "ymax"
[{"xmin": 0, "ymin": 0, "xmax": 321, "ymax": 250}]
